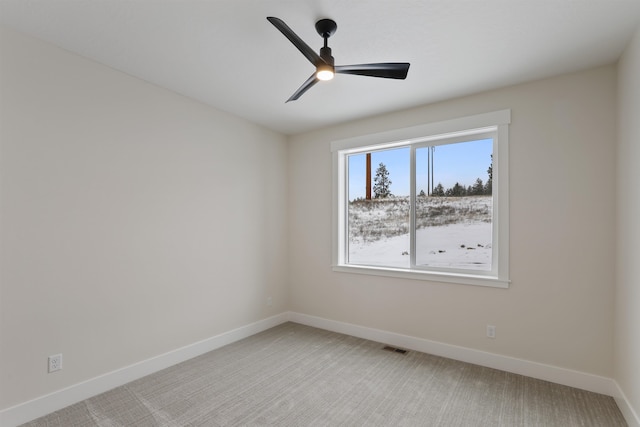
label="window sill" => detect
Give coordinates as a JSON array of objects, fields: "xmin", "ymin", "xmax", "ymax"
[{"xmin": 332, "ymin": 264, "xmax": 510, "ymax": 288}]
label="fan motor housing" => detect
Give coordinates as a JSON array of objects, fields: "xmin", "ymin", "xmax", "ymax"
[{"xmin": 319, "ymin": 46, "xmax": 334, "ymax": 65}]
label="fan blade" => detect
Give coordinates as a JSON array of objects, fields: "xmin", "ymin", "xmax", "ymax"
[
  {"xmin": 286, "ymin": 73, "xmax": 319, "ymax": 102},
  {"xmin": 335, "ymin": 63, "xmax": 410, "ymax": 79},
  {"xmin": 267, "ymin": 17, "xmax": 323, "ymax": 66}
]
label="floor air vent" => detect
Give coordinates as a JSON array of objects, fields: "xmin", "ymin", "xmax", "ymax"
[{"xmin": 382, "ymin": 346, "xmax": 408, "ymax": 355}]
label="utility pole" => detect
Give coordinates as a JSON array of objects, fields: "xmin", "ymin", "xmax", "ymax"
[
  {"xmin": 427, "ymin": 148, "xmax": 430, "ymax": 196},
  {"xmin": 431, "ymin": 146, "xmax": 435, "ymax": 195},
  {"xmin": 366, "ymin": 153, "xmax": 372, "ymax": 200},
  {"xmin": 426, "ymin": 147, "xmax": 435, "ymax": 195}
]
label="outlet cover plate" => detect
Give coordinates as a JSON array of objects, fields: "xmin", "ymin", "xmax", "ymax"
[
  {"xmin": 48, "ymin": 354, "xmax": 62, "ymax": 372},
  {"xmin": 486, "ymin": 325, "xmax": 496, "ymax": 339}
]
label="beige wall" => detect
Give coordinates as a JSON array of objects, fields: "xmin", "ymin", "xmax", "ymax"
[
  {"xmin": 616, "ymin": 25, "xmax": 640, "ymax": 419},
  {"xmin": 289, "ymin": 65, "xmax": 617, "ymax": 377},
  {"xmin": 2, "ymin": 20, "xmax": 635, "ymax": 418},
  {"xmin": 0, "ymin": 27, "xmax": 289, "ymax": 409}
]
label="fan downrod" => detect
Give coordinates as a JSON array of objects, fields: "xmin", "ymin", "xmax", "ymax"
[{"xmin": 315, "ymin": 19, "xmax": 337, "ymax": 39}]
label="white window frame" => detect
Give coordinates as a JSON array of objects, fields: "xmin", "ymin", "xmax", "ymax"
[{"xmin": 331, "ymin": 110, "xmax": 510, "ymax": 288}]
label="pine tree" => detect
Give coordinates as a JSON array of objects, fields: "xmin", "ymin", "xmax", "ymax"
[
  {"xmin": 432, "ymin": 183, "xmax": 445, "ymax": 197},
  {"xmin": 485, "ymin": 155, "xmax": 493, "ymax": 195},
  {"xmin": 472, "ymin": 178, "xmax": 484, "ymax": 195},
  {"xmin": 373, "ymin": 162, "xmax": 392, "ymax": 198},
  {"xmin": 450, "ymin": 182, "xmax": 464, "ymax": 197}
]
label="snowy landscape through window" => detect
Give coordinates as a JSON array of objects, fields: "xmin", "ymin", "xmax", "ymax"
[{"xmin": 332, "ymin": 110, "xmax": 510, "ymax": 287}]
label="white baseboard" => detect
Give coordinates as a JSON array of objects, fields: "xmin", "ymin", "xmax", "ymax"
[
  {"xmin": 614, "ymin": 381, "xmax": 640, "ymax": 427},
  {"xmin": 288, "ymin": 312, "xmax": 640, "ymax": 426},
  {"xmin": 287, "ymin": 312, "xmax": 618, "ymax": 396},
  {"xmin": 3, "ymin": 311, "xmax": 636, "ymax": 427},
  {"xmin": 0, "ymin": 313, "xmax": 289, "ymax": 427}
]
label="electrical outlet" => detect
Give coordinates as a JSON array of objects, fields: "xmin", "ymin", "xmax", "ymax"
[
  {"xmin": 486, "ymin": 325, "xmax": 496, "ymax": 339},
  {"xmin": 48, "ymin": 354, "xmax": 62, "ymax": 373}
]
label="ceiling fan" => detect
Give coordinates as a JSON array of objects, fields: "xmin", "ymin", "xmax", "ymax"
[{"xmin": 267, "ymin": 17, "xmax": 410, "ymax": 102}]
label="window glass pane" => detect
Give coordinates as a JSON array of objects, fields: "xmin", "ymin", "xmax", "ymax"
[
  {"xmin": 348, "ymin": 147, "xmax": 410, "ymax": 268},
  {"xmin": 415, "ymin": 139, "xmax": 493, "ymax": 271}
]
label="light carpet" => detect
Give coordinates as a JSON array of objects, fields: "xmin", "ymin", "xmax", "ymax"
[{"xmin": 23, "ymin": 322, "xmax": 626, "ymax": 426}]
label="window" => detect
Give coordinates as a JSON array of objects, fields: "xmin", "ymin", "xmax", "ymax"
[{"xmin": 332, "ymin": 110, "xmax": 510, "ymax": 288}]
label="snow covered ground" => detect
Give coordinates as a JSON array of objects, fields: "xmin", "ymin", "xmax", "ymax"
[
  {"xmin": 348, "ymin": 196, "xmax": 492, "ymax": 270},
  {"xmin": 348, "ymin": 222, "xmax": 491, "ymax": 270}
]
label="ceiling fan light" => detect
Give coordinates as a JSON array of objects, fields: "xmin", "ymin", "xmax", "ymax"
[{"xmin": 316, "ymin": 64, "xmax": 335, "ymax": 81}]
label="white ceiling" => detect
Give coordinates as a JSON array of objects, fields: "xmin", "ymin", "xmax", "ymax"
[{"xmin": 1, "ymin": 0, "xmax": 640, "ymax": 135}]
